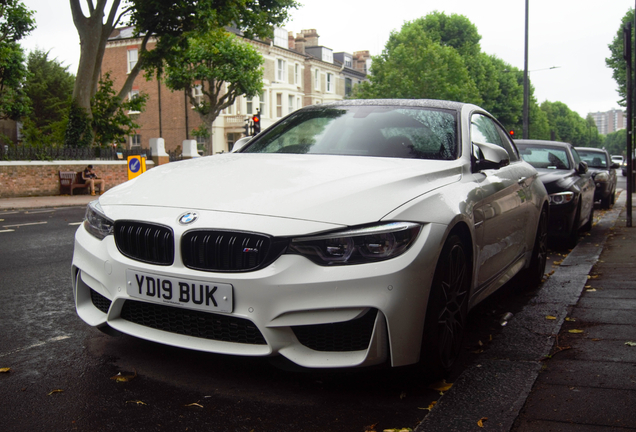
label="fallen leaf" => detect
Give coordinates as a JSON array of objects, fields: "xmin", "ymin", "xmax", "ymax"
[
  {"xmin": 565, "ymin": 317, "xmax": 576, "ymax": 322},
  {"xmin": 553, "ymin": 260, "xmax": 563, "ymax": 265},
  {"xmin": 587, "ymin": 275, "xmax": 599, "ymax": 279},
  {"xmin": 545, "ymin": 315, "xmax": 557, "ymax": 320},
  {"xmin": 48, "ymin": 389, "xmax": 64, "ymax": 396},
  {"xmin": 383, "ymin": 429, "xmax": 412, "ymax": 432},
  {"xmin": 568, "ymin": 329, "xmax": 584, "ymax": 334},
  {"xmin": 126, "ymin": 400, "xmax": 147, "ymax": 405},
  {"xmin": 185, "ymin": 402, "xmax": 204, "ymax": 408},
  {"xmin": 586, "ymin": 288, "xmax": 597, "ymax": 292},
  {"xmin": 110, "ymin": 370, "xmax": 137, "ymax": 383},
  {"xmin": 419, "ymin": 401, "xmax": 437, "ymax": 411},
  {"xmin": 0, "ymin": 367, "xmax": 10, "ymax": 373},
  {"xmin": 477, "ymin": 417, "xmax": 488, "ymax": 428},
  {"xmin": 584, "ymin": 285, "xmax": 592, "ymax": 288},
  {"xmin": 429, "ymin": 380, "xmax": 453, "ymax": 392},
  {"xmin": 626, "ymin": 342, "xmax": 636, "ymax": 347},
  {"xmin": 592, "ymin": 338, "xmax": 601, "ymax": 341}
]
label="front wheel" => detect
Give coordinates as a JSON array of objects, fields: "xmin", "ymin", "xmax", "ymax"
[
  {"xmin": 522, "ymin": 207, "xmax": 548, "ymax": 289},
  {"xmin": 420, "ymin": 234, "xmax": 470, "ymax": 378}
]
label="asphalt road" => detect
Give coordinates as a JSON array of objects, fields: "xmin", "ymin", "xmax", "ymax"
[{"xmin": 0, "ymin": 183, "xmax": 619, "ymax": 432}]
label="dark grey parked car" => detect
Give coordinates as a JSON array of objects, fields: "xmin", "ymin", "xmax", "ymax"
[
  {"xmin": 516, "ymin": 139, "xmax": 595, "ymax": 248},
  {"xmin": 576, "ymin": 147, "xmax": 618, "ymax": 209}
]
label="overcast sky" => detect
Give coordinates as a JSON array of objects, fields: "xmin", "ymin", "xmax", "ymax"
[{"xmin": 21, "ymin": 0, "xmax": 634, "ymax": 118}]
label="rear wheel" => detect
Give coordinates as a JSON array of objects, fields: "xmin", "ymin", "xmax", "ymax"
[
  {"xmin": 420, "ymin": 234, "xmax": 470, "ymax": 378},
  {"xmin": 601, "ymin": 194, "xmax": 611, "ymax": 210}
]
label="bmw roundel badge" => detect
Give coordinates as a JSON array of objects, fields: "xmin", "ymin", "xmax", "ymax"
[{"xmin": 178, "ymin": 212, "xmax": 198, "ymax": 225}]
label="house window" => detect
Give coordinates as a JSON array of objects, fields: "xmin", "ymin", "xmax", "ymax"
[
  {"xmin": 259, "ymin": 92, "xmax": 266, "ymax": 116},
  {"xmin": 345, "ymin": 56, "xmax": 352, "ymax": 68},
  {"xmin": 127, "ymin": 49, "xmax": 138, "ymax": 73},
  {"xmin": 192, "ymin": 85, "xmax": 203, "ymax": 107},
  {"xmin": 314, "ymin": 69, "xmax": 320, "ymax": 90},
  {"xmin": 326, "ymin": 73, "xmax": 334, "ymax": 93},
  {"xmin": 294, "ymin": 64, "xmax": 300, "ymax": 85},
  {"xmin": 246, "ymin": 99, "xmax": 253, "ymax": 114},
  {"xmin": 277, "ymin": 59, "xmax": 286, "ymax": 82},
  {"xmin": 345, "ymin": 78, "xmax": 352, "ymax": 97},
  {"xmin": 276, "ymin": 93, "xmax": 283, "ymax": 118},
  {"xmin": 227, "ymin": 133, "xmax": 240, "ymax": 152},
  {"xmin": 130, "ymin": 134, "xmax": 141, "ymax": 147},
  {"xmin": 288, "ymin": 95, "xmax": 294, "ymax": 114},
  {"xmin": 128, "ymin": 89, "xmax": 140, "ymax": 114}
]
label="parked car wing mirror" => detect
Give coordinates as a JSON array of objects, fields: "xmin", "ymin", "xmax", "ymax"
[
  {"xmin": 473, "ymin": 141, "xmax": 510, "ymax": 171},
  {"xmin": 578, "ymin": 161, "xmax": 588, "ymax": 175},
  {"xmin": 611, "ymin": 162, "xmax": 620, "ymax": 169},
  {"xmin": 231, "ymin": 136, "xmax": 252, "ymax": 153}
]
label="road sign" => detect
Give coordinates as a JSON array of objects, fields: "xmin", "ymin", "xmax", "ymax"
[{"xmin": 127, "ymin": 155, "xmax": 146, "ymax": 180}]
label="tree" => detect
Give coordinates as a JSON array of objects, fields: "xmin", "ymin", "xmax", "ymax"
[
  {"xmin": 606, "ymin": 7, "xmax": 634, "ymax": 106},
  {"xmin": 90, "ymin": 72, "xmax": 147, "ymax": 146},
  {"xmin": 68, "ymin": 0, "xmax": 297, "ymax": 146},
  {"xmin": 21, "ymin": 49, "xmax": 75, "ymax": 146},
  {"xmin": 0, "ymin": 0, "xmax": 35, "ymax": 121},
  {"xmin": 604, "ymin": 129, "xmax": 627, "ymax": 155},
  {"xmin": 164, "ymin": 29, "xmax": 263, "ymax": 153},
  {"xmin": 540, "ymin": 101, "xmax": 592, "ymax": 145},
  {"xmin": 354, "ymin": 17, "xmax": 481, "ymax": 102}
]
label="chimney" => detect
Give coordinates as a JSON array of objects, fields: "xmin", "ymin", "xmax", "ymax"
[
  {"xmin": 295, "ymin": 33, "xmax": 306, "ymax": 54},
  {"xmin": 301, "ymin": 29, "xmax": 319, "ymax": 47},
  {"xmin": 288, "ymin": 31, "xmax": 295, "ymax": 50}
]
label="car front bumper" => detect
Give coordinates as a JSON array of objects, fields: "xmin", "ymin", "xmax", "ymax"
[{"xmin": 72, "ymin": 207, "xmax": 448, "ymax": 369}]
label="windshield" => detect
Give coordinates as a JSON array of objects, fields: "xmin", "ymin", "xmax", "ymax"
[
  {"xmin": 517, "ymin": 145, "xmax": 571, "ymax": 170},
  {"xmin": 577, "ymin": 150, "xmax": 608, "ymax": 168},
  {"xmin": 243, "ymin": 106, "xmax": 458, "ymax": 160}
]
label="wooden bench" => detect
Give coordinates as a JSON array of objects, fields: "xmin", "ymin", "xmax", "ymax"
[{"xmin": 59, "ymin": 171, "xmax": 90, "ymax": 195}]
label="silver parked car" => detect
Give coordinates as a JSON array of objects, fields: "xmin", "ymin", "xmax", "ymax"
[{"xmin": 73, "ymin": 100, "xmax": 548, "ymax": 377}]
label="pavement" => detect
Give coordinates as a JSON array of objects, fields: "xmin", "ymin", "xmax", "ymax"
[{"xmin": 2, "ymin": 192, "xmax": 635, "ymax": 431}]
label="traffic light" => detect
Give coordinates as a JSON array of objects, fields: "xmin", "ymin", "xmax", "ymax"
[
  {"xmin": 243, "ymin": 120, "xmax": 250, "ymax": 137},
  {"xmin": 509, "ymin": 130, "xmax": 515, "ymax": 138},
  {"xmin": 252, "ymin": 110, "xmax": 261, "ymax": 135}
]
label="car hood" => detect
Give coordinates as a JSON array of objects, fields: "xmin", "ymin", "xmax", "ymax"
[
  {"xmin": 101, "ymin": 153, "xmax": 462, "ymax": 226},
  {"xmin": 536, "ymin": 169, "xmax": 577, "ymax": 192}
]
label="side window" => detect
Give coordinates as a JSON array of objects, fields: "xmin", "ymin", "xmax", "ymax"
[
  {"xmin": 571, "ymin": 147, "xmax": 582, "ymax": 166},
  {"xmin": 471, "ymin": 113, "xmax": 518, "ymax": 162}
]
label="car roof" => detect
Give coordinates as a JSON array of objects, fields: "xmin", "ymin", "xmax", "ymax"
[
  {"xmin": 575, "ymin": 147, "xmax": 607, "ymax": 153},
  {"xmin": 314, "ymin": 99, "xmax": 469, "ymax": 111},
  {"xmin": 515, "ymin": 139, "xmax": 572, "ymax": 148}
]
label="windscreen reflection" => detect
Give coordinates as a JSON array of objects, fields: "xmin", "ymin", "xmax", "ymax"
[{"xmin": 243, "ymin": 106, "xmax": 458, "ymax": 160}]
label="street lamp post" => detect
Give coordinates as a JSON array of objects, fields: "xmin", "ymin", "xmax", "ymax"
[{"xmin": 523, "ymin": 0, "xmax": 530, "ymax": 139}]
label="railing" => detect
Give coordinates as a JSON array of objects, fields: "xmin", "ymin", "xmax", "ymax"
[{"xmin": 0, "ymin": 145, "xmax": 152, "ymax": 161}]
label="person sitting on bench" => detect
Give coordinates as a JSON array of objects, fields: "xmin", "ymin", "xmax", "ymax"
[{"xmin": 82, "ymin": 165, "xmax": 106, "ymax": 196}]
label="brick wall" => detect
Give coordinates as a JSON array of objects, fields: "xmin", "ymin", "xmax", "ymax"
[{"xmin": 0, "ymin": 161, "xmax": 154, "ymax": 198}]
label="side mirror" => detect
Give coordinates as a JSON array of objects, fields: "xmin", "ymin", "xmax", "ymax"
[
  {"xmin": 577, "ymin": 161, "xmax": 588, "ymax": 174},
  {"xmin": 473, "ymin": 141, "xmax": 510, "ymax": 171},
  {"xmin": 231, "ymin": 136, "xmax": 252, "ymax": 153},
  {"xmin": 611, "ymin": 162, "xmax": 620, "ymax": 169}
]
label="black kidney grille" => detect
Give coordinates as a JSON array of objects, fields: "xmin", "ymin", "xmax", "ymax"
[
  {"xmin": 120, "ymin": 299, "xmax": 266, "ymax": 345},
  {"xmin": 182, "ymin": 230, "xmax": 286, "ymax": 272},
  {"xmin": 90, "ymin": 289, "xmax": 112, "ymax": 314},
  {"xmin": 114, "ymin": 221, "xmax": 174, "ymax": 265},
  {"xmin": 292, "ymin": 309, "xmax": 378, "ymax": 352}
]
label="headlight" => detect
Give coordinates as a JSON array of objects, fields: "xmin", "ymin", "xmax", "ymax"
[
  {"xmin": 549, "ymin": 192, "xmax": 574, "ymax": 205},
  {"xmin": 84, "ymin": 200, "xmax": 114, "ymax": 239},
  {"xmin": 594, "ymin": 172, "xmax": 609, "ymax": 182},
  {"xmin": 287, "ymin": 222, "xmax": 422, "ymax": 265}
]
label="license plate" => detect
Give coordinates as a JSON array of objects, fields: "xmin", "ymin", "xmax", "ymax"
[{"xmin": 126, "ymin": 270, "xmax": 233, "ymax": 313}]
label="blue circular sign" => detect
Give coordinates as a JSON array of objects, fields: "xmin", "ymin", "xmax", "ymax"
[{"xmin": 129, "ymin": 158, "xmax": 141, "ymax": 173}]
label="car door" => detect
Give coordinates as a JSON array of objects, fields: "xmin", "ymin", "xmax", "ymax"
[
  {"xmin": 570, "ymin": 147, "xmax": 595, "ymax": 228},
  {"xmin": 470, "ymin": 113, "xmax": 532, "ymax": 291}
]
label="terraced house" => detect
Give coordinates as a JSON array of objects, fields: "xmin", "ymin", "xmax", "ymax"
[{"xmin": 102, "ymin": 27, "xmax": 370, "ymax": 155}]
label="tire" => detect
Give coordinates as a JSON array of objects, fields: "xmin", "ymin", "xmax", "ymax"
[
  {"xmin": 601, "ymin": 194, "xmax": 611, "ymax": 210},
  {"xmin": 522, "ymin": 207, "xmax": 548, "ymax": 290},
  {"xmin": 566, "ymin": 203, "xmax": 581, "ymax": 249},
  {"xmin": 582, "ymin": 202, "xmax": 594, "ymax": 232},
  {"xmin": 611, "ymin": 190, "xmax": 616, "ymax": 206},
  {"xmin": 420, "ymin": 234, "xmax": 470, "ymax": 378}
]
